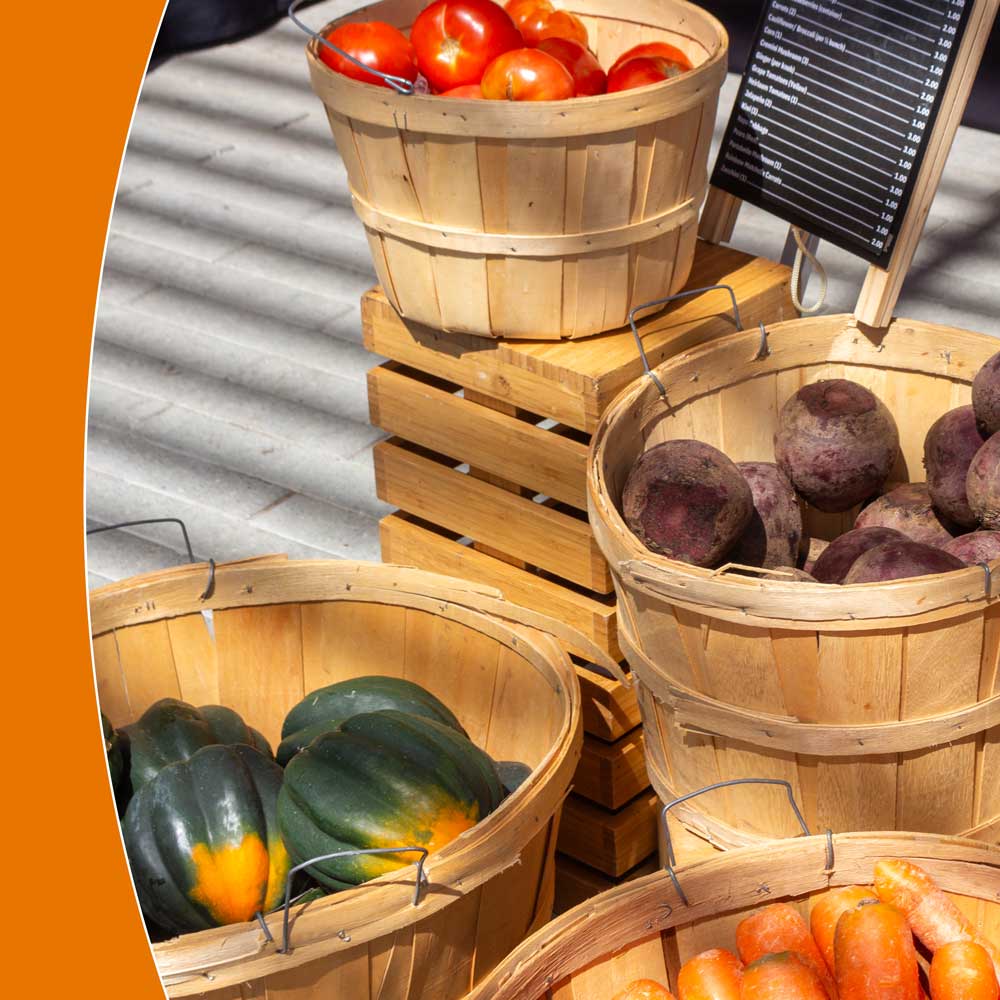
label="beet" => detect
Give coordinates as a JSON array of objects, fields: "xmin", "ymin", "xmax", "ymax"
[
  {"xmin": 972, "ymin": 351, "xmax": 1000, "ymax": 436},
  {"xmin": 811, "ymin": 526, "xmax": 909, "ymax": 584},
  {"xmin": 774, "ymin": 379, "xmax": 899, "ymax": 513},
  {"xmin": 854, "ymin": 483, "xmax": 960, "ymax": 548},
  {"xmin": 622, "ymin": 440, "xmax": 753, "ymax": 566},
  {"xmin": 967, "ymin": 432, "xmax": 1000, "ymax": 530},
  {"xmin": 729, "ymin": 462, "xmax": 802, "ymax": 569},
  {"xmin": 843, "ymin": 540, "xmax": 965, "ymax": 584},
  {"xmin": 942, "ymin": 531, "xmax": 1000, "ymax": 565},
  {"xmin": 923, "ymin": 405, "xmax": 986, "ymax": 527}
]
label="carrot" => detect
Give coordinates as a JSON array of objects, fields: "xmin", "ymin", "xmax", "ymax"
[
  {"xmin": 874, "ymin": 859, "xmax": 1000, "ymax": 982},
  {"xmin": 613, "ymin": 980, "xmax": 677, "ymax": 1000},
  {"xmin": 736, "ymin": 903, "xmax": 836, "ymax": 998},
  {"xmin": 835, "ymin": 900, "xmax": 921, "ymax": 1000},
  {"xmin": 677, "ymin": 948, "xmax": 743, "ymax": 1000},
  {"xmin": 929, "ymin": 941, "xmax": 999, "ymax": 1000},
  {"xmin": 740, "ymin": 952, "xmax": 829, "ymax": 999},
  {"xmin": 811, "ymin": 886, "xmax": 878, "ymax": 976}
]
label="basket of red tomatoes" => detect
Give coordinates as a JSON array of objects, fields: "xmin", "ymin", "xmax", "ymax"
[{"xmin": 301, "ymin": 0, "xmax": 728, "ymax": 340}]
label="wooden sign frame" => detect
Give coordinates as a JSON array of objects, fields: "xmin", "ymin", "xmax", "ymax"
[{"xmin": 700, "ymin": 0, "xmax": 999, "ymax": 329}]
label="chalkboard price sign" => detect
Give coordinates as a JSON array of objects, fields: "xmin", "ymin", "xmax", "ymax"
[{"xmin": 712, "ymin": 0, "xmax": 976, "ymax": 265}]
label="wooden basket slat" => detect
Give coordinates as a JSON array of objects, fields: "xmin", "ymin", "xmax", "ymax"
[{"xmin": 166, "ymin": 613, "xmax": 219, "ymax": 707}]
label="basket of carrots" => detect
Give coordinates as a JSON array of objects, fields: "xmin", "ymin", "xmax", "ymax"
[
  {"xmin": 298, "ymin": 0, "xmax": 728, "ymax": 339},
  {"xmin": 467, "ymin": 831, "xmax": 999, "ymax": 999}
]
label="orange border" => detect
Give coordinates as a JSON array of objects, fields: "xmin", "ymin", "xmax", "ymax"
[{"xmin": 6, "ymin": 2, "xmax": 166, "ymax": 995}]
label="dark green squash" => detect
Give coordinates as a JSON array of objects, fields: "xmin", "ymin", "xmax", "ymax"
[
  {"xmin": 277, "ymin": 675, "xmax": 466, "ymax": 767},
  {"xmin": 124, "ymin": 698, "xmax": 272, "ymax": 791},
  {"xmin": 123, "ymin": 744, "xmax": 290, "ymax": 935},
  {"xmin": 277, "ymin": 710, "xmax": 503, "ymax": 890},
  {"xmin": 102, "ymin": 711, "xmax": 125, "ymax": 791}
]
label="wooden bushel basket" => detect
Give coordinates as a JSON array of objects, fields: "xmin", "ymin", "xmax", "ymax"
[
  {"xmin": 468, "ymin": 832, "xmax": 999, "ymax": 998},
  {"xmin": 304, "ymin": 0, "xmax": 728, "ymax": 340},
  {"xmin": 588, "ymin": 314, "xmax": 1000, "ymax": 848},
  {"xmin": 91, "ymin": 558, "xmax": 587, "ymax": 998}
]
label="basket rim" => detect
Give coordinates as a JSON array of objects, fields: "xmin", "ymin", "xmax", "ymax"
[
  {"xmin": 587, "ymin": 312, "xmax": 1000, "ymax": 628},
  {"xmin": 468, "ymin": 830, "xmax": 1000, "ymax": 1000},
  {"xmin": 92, "ymin": 559, "xmax": 583, "ymax": 995}
]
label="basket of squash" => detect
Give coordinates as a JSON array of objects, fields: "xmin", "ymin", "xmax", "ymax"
[
  {"xmin": 92, "ymin": 557, "xmax": 600, "ymax": 999},
  {"xmin": 297, "ymin": 0, "xmax": 728, "ymax": 339}
]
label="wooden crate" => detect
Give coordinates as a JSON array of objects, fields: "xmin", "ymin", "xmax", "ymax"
[{"xmin": 366, "ymin": 239, "xmax": 795, "ymax": 877}]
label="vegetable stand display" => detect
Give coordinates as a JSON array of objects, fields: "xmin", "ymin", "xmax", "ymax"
[
  {"xmin": 303, "ymin": 0, "xmax": 729, "ymax": 339},
  {"xmin": 92, "ymin": 558, "xmax": 586, "ymax": 998},
  {"xmin": 588, "ymin": 314, "xmax": 1000, "ymax": 849},
  {"xmin": 468, "ymin": 832, "xmax": 999, "ymax": 999},
  {"xmin": 364, "ymin": 241, "xmax": 795, "ymax": 894}
]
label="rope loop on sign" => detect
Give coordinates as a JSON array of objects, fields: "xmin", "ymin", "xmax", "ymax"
[{"xmin": 790, "ymin": 227, "xmax": 828, "ymax": 315}]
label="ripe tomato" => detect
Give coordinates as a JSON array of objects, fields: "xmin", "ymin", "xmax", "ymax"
[
  {"xmin": 411, "ymin": 0, "xmax": 523, "ymax": 93},
  {"xmin": 536, "ymin": 37, "xmax": 606, "ymax": 96},
  {"xmin": 536, "ymin": 10, "xmax": 588, "ymax": 46},
  {"xmin": 609, "ymin": 42, "xmax": 693, "ymax": 77},
  {"xmin": 319, "ymin": 22, "xmax": 418, "ymax": 89},
  {"xmin": 505, "ymin": 1, "xmax": 588, "ymax": 47},
  {"xmin": 481, "ymin": 48, "xmax": 574, "ymax": 101},
  {"xmin": 607, "ymin": 56, "xmax": 686, "ymax": 93},
  {"xmin": 441, "ymin": 84, "xmax": 485, "ymax": 98}
]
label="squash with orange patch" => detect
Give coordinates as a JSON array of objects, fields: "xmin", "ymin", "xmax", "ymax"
[
  {"xmin": 123, "ymin": 744, "xmax": 290, "ymax": 934},
  {"xmin": 278, "ymin": 710, "xmax": 505, "ymax": 890}
]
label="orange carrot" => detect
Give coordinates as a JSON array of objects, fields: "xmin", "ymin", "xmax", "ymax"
[
  {"xmin": 811, "ymin": 886, "xmax": 878, "ymax": 976},
  {"xmin": 613, "ymin": 980, "xmax": 677, "ymax": 1000},
  {"xmin": 835, "ymin": 900, "xmax": 921, "ymax": 1000},
  {"xmin": 740, "ymin": 952, "xmax": 829, "ymax": 999},
  {"xmin": 677, "ymin": 948, "xmax": 743, "ymax": 1000},
  {"xmin": 874, "ymin": 860, "xmax": 1000, "ymax": 982},
  {"xmin": 929, "ymin": 941, "xmax": 999, "ymax": 1000},
  {"xmin": 736, "ymin": 903, "xmax": 836, "ymax": 998}
]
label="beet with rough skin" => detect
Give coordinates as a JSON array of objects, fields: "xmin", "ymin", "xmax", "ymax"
[
  {"xmin": 854, "ymin": 483, "xmax": 960, "ymax": 548},
  {"xmin": 923, "ymin": 405, "xmax": 986, "ymax": 527},
  {"xmin": 729, "ymin": 462, "xmax": 803, "ymax": 569},
  {"xmin": 942, "ymin": 531, "xmax": 1000, "ymax": 565},
  {"xmin": 844, "ymin": 540, "xmax": 965, "ymax": 584},
  {"xmin": 972, "ymin": 351, "xmax": 1000, "ymax": 436},
  {"xmin": 622, "ymin": 440, "xmax": 754, "ymax": 566},
  {"xmin": 774, "ymin": 379, "xmax": 899, "ymax": 513},
  {"xmin": 967, "ymin": 432, "xmax": 1000, "ymax": 530},
  {"xmin": 811, "ymin": 526, "xmax": 908, "ymax": 584}
]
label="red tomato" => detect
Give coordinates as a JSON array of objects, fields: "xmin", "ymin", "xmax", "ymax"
[
  {"xmin": 536, "ymin": 10, "xmax": 588, "ymax": 46},
  {"xmin": 607, "ymin": 56, "xmax": 686, "ymax": 93},
  {"xmin": 441, "ymin": 84, "xmax": 485, "ymax": 98},
  {"xmin": 505, "ymin": 0, "xmax": 553, "ymax": 46},
  {"xmin": 411, "ymin": 0, "xmax": 523, "ymax": 92},
  {"xmin": 536, "ymin": 37, "xmax": 606, "ymax": 96},
  {"xmin": 609, "ymin": 42, "xmax": 693, "ymax": 76},
  {"xmin": 320, "ymin": 22, "xmax": 418, "ymax": 89},
  {"xmin": 481, "ymin": 48, "xmax": 574, "ymax": 100}
]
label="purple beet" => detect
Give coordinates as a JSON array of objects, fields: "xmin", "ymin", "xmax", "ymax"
[
  {"xmin": 622, "ymin": 440, "xmax": 754, "ymax": 567},
  {"xmin": 774, "ymin": 379, "xmax": 899, "ymax": 513},
  {"xmin": 730, "ymin": 462, "xmax": 803, "ymax": 569},
  {"xmin": 923, "ymin": 405, "xmax": 987, "ymax": 527},
  {"xmin": 973, "ymin": 351, "xmax": 1000, "ymax": 436},
  {"xmin": 811, "ymin": 526, "xmax": 909, "ymax": 584},
  {"xmin": 854, "ymin": 483, "xmax": 960, "ymax": 548},
  {"xmin": 967, "ymin": 432, "xmax": 1000, "ymax": 530},
  {"xmin": 844, "ymin": 540, "xmax": 965, "ymax": 584},
  {"xmin": 942, "ymin": 531, "xmax": 1000, "ymax": 565}
]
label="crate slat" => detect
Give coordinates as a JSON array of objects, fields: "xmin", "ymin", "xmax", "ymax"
[
  {"xmin": 558, "ymin": 790, "xmax": 661, "ymax": 878},
  {"xmin": 574, "ymin": 730, "xmax": 650, "ymax": 811}
]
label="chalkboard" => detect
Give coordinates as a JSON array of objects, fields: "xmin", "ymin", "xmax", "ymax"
[{"xmin": 711, "ymin": 0, "xmax": 977, "ymax": 265}]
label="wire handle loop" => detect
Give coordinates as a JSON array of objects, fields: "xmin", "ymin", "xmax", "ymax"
[
  {"xmin": 277, "ymin": 846, "xmax": 430, "ymax": 954},
  {"xmin": 660, "ymin": 778, "xmax": 813, "ymax": 907},
  {"xmin": 289, "ymin": 0, "xmax": 416, "ymax": 95},
  {"xmin": 979, "ymin": 561, "xmax": 993, "ymax": 599},
  {"xmin": 628, "ymin": 284, "xmax": 745, "ymax": 400}
]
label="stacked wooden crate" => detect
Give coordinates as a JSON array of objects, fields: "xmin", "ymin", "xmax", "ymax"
[{"xmin": 364, "ymin": 241, "xmax": 795, "ymax": 896}]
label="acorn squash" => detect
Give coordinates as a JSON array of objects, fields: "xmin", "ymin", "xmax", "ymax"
[
  {"xmin": 277, "ymin": 675, "xmax": 466, "ymax": 767},
  {"xmin": 278, "ymin": 710, "xmax": 503, "ymax": 890},
  {"xmin": 124, "ymin": 744, "xmax": 290, "ymax": 934}
]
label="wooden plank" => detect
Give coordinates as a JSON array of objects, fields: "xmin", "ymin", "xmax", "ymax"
[
  {"xmin": 553, "ymin": 934, "xmax": 670, "ymax": 1000},
  {"xmin": 573, "ymin": 729, "xmax": 651, "ymax": 811},
  {"xmin": 553, "ymin": 854, "xmax": 659, "ymax": 915},
  {"xmin": 368, "ymin": 364, "xmax": 588, "ymax": 509},
  {"xmin": 166, "ymin": 612, "xmax": 218, "ymax": 707},
  {"xmin": 558, "ymin": 790, "xmax": 660, "ymax": 877},
  {"xmin": 93, "ymin": 631, "xmax": 128, "ymax": 726},
  {"xmin": 577, "ymin": 666, "xmax": 640, "ymax": 741},
  {"xmin": 373, "ymin": 438, "xmax": 612, "ymax": 593},
  {"xmin": 114, "ymin": 620, "xmax": 181, "ymax": 718},
  {"xmin": 379, "ymin": 512, "xmax": 620, "ymax": 660}
]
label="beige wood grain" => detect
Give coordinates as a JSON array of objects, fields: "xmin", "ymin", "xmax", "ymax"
[
  {"xmin": 114, "ymin": 620, "xmax": 182, "ymax": 717},
  {"xmin": 93, "ymin": 631, "xmax": 128, "ymax": 726},
  {"xmin": 167, "ymin": 613, "xmax": 219, "ymax": 707}
]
